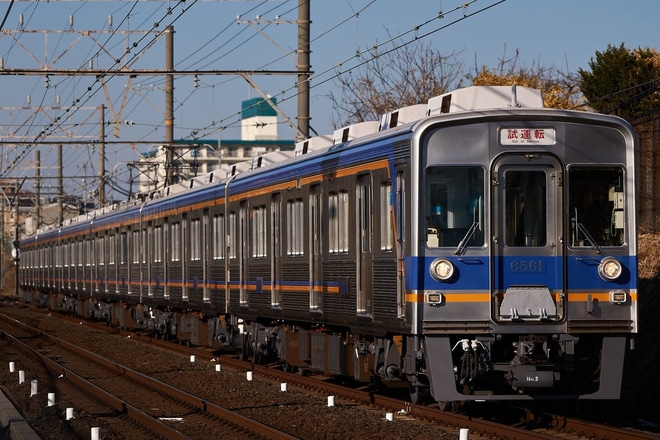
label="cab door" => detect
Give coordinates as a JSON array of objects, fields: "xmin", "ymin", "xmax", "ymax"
[{"xmin": 492, "ymin": 154, "xmax": 564, "ymax": 322}]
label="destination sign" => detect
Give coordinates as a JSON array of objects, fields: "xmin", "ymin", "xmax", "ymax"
[{"xmin": 500, "ymin": 127, "xmax": 556, "ymax": 146}]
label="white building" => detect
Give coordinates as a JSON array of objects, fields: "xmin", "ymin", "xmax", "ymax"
[{"xmin": 136, "ymin": 97, "xmax": 294, "ymax": 195}]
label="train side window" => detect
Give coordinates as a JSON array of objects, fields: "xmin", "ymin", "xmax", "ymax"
[
  {"xmin": 425, "ymin": 166, "xmax": 485, "ymax": 248},
  {"xmin": 98, "ymin": 237, "xmax": 105, "ymax": 266},
  {"xmin": 229, "ymin": 213, "xmax": 237, "ymax": 259},
  {"xmin": 213, "ymin": 214, "xmax": 225, "ymax": 260},
  {"xmin": 568, "ymin": 166, "xmax": 625, "ymax": 247},
  {"xmin": 310, "ymin": 190, "xmax": 322, "ymax": 257},
  {"xmin": 329, "ymin": 191, "xmax": 349, "ymax": 254},
  {"xmin": 109, "ymin": 235, "xmax": 116, "ymax": 265},
  {"xmin": 133, "ymin": 231, "xmax": 140, "ymax": 264},
  {"xmin": 191, "ymin": 219, "xmax": 201, "ymax": 261},
  {"xmin": 380, "ymin": 183, "xmax": 393, "ymax": 251},
  {"xmin": 286, "ymin": 199, "xmax": 304, "ymax": 256},
  {"xmin": 154, "ymin": 226, "xmax": 162, "ymax": 262},
  {"xmin": 120, "ymin": 232, "xmax": 128, "ymax": 265},
  {"xmin": 183, "ymin": 216, "xmax": 189, "ymax": 259},
  {"xmin": 171, "ymin": 222, "xmax": 181, "ymax": 262},
  {"xmin": 87, "ymin": 239, "xmax": 93, "ymax": 266},
  {"xmin": 252, "ymin": 206, "xmax": 267, "ymax": 258}
]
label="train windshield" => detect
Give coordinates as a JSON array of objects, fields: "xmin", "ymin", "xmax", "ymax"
[
  {"xmin": 569, "ymin": 166, "xmax": 625, "ymax": 247},
  {"xmin": 426, "ymin": 166, "xmax": 485, "ymax": 248}
]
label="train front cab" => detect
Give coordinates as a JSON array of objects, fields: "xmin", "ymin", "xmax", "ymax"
[{"xmin": 414, "ymin": 111, "xmax": 637, "ymax": 402}]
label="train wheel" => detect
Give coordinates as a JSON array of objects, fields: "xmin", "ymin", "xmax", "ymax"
[
  {"xmin": 239, "ymin": 333, "xmax": 251, "ymax": 361},
  {"xmin": 436, "ymin": 400, "xmax": 454, "ymax": 411},
  {"xmin": 408, "ymin": 384, "xmax": 429, "ymax": 405}
]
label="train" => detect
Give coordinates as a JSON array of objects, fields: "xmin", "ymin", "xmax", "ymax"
[{"xmin": 18, "ymin": 85, "xmax": 638, "ymax": 404}]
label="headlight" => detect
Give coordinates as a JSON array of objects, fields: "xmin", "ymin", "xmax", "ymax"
[
  {"xmin": 430, "ymin": 258, "xmax": 455, "ymax": 281},
  {"xmin": 598, "ymin": 257, "xmax": 623, "ymax": 281}
]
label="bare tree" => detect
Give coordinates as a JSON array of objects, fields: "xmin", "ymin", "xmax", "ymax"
[{"xmin": 329, "ymin": 41, "xmax": 465, "ymax": 128}]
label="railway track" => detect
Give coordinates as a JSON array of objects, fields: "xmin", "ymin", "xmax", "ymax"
[
  {"xmin": 0, "ymin": 313, "xmax": 296, "ymax": 439},
  {"xmin": 99, "ymin": 318, "xmax": 657, "ymax": 440}
]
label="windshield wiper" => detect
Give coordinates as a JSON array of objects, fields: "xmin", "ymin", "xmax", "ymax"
[
  {"xmin": 455, "ymin": 221, "xmax": 480, "ymax": 255},
  {"xmin": 576, "ymin": 222, "xmax": 602, "ymax": 255}
]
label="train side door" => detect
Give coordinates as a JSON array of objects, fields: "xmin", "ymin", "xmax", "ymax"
[
  {"xmin": 357, "ymin": 174, "xmax": 373, "ymax": 317},
  {"xmin": 182, "ymin": 214, "xmax": 189, "ymax": 301},
  {"xmin": 271, "ymin": 194, "xmax": 282, "ymax": 307},
  {"xmin": 239, "ymin": 202, "xmax": 248, "ymax": 305},
  {"xmin": 203, "ymin": 210, "xmax": 210, "ymax": 303},
  {"xmin": 492, "ymin": 154, "xmax": 564, "ymax": 322},
  {"xmin": 310, "ymin": 185, "xmax": 323, "ymax": 310},
  {"xmin": 146, "ymin": 223, "xmax": 153, "ymax": 298}
]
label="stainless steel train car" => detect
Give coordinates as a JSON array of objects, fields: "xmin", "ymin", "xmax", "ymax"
[{"xmin": 19, "ymin": 85, "xmax": 638, "ymax": 403}]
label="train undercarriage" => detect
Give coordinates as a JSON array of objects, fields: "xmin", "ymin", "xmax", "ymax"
[{"xmin": 24, "ymin": 291, "xmax": 620, "ymax": 404}]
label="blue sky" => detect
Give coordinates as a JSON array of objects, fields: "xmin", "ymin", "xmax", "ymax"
[{"xmin": 1, "ymin": 0, "xmax": 659, "ymax": 198}]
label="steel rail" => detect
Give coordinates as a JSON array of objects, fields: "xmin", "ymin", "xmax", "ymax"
[{"xmin": 0, "ymin": 315, "xmax": 298, "ymax": 440}]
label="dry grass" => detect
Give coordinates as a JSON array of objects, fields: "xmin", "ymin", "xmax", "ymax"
[
  {"xmin": 625, "ymin": 233, "xmax": 660, "ymax": 421},
  {"xmin": 638, "ymin": 233, "xmax": 660, "ymax": 279}
]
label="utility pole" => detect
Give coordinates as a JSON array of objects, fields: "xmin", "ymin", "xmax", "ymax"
[
  {"xmin": 1, "ymin": 5, "xmax": 313, "ymax": 198},
  {"xmin": 57, "ymin": 145, "xmax": 63, "ymax": 226},
  {"xmin": 10, "ymin": 178, "xmax": 26, "ymax": 298},
  {"xmin": 297, "ymin": 0, "xmax": 310, "ymax": 140},
  {"xmin": 35, "ymin": 150, "xmax": 40, "ymax": 231},
  {"xmin": 165, "ymin": 25, "xmax": 174, "ymax": 186},
  {"xmin": 99, "ymin": 105, "xmax": 106, "ymax": 205},
  {"xmin": 0, "ymin": 192, "xmax": 4, "ymax": 292},
  {"xmin": 13, "ymin": 180, "xmax": 19, "ymax": 298}
]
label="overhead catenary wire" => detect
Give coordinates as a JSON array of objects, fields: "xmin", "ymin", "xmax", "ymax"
[
  {"xmin": 181, "ymin": 0, "xmax": 501, "ymax": 141},
  {"xmin": 123, "ymin": 0, "xmax": 493, "ymax": 146},
  {"xmin": 0, "ymin": 0, "xmax": 198, "ymax": 180},
  {"xmin": 0, "ymin": 0, "xmax": 15, "ymax": 32},
  {"xmin": 2, "ymin": 0, "xmax": 505, "ymax": 199},
  {"xmin": 0, "ymin": 0, "xmax": 382, "ymax": 159}
]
